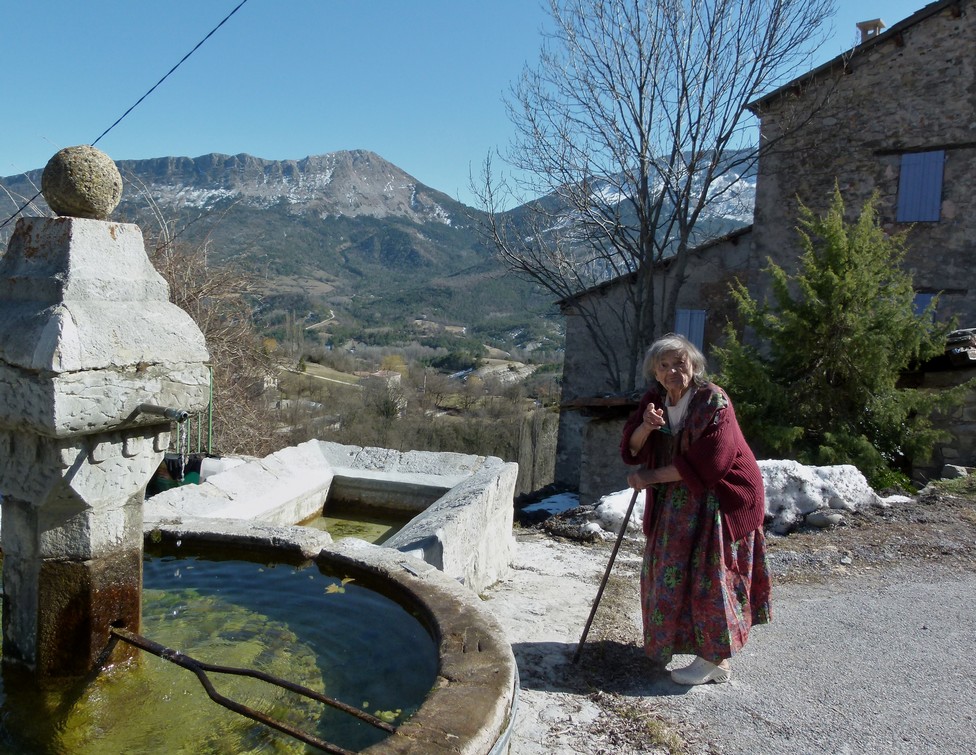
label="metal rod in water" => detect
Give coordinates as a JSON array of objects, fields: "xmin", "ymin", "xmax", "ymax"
[
  {"xmin": 110, "ymin": 628, "xmax": 396, "ymax": 754},
  {"xmin": 136, "ymin": 403, "xmax": 190, "ymax": 422}
]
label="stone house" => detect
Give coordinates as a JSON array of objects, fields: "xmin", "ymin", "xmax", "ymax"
[
  {"xmin": 557, "ymin": 0, "xmax": 976, "ymax": 501},
  {"xmin": 361, "ymin": 369, "xmax": 408, "ymax": 416},
  {"xmin": 751, "ymin": 0, "xmax": 976, "ymax": 325}
]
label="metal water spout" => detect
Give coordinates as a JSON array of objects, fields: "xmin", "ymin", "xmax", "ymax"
[
  {"xmin": 136, "ymin": 404, "xmax": 191, "ymax": 422},
  {"xmin": 0, "ymin": 146, "xmax": 210, "ymax": 677}
]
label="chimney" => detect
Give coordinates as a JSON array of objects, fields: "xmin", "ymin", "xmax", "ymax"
[{"xmin": 856, "ymin": 18, "xmax": 886, "ymax": 44}]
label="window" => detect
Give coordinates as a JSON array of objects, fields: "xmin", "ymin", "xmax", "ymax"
[
  {"xmin": 896, "ymin": 150, "xmax": 944, "ymax": 222},
  {"xmin": 913, "ymin": 292, "xmax": 936, "ymax": 317},
  {"xmin": 674, "ymin": 309, "xmax": 705, "ymax": 350}
]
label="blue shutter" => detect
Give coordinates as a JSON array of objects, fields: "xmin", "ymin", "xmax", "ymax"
[
  {"xmin": 897, "ymin": 151, "xmax": 944, "ymax": 222},
  {"xmin": 913, "ymin": 292, "xmax": 935, "ymax": 317},
  {"xmin": 675, "ymin": 309, "xmax": 706, "ymax": 350}
]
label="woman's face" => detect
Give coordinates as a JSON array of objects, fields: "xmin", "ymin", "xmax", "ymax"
[{"xmin": 655, "ymin": 350, "xmax": 694, "ymax": 399}]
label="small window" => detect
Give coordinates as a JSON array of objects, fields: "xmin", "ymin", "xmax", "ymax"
[
  {"xmin": 675, "ymin": 309, "xmax": 706, "ymax": 350},
  {"xmin": 913, "ymin": 292, "xmax": 936, "ymax": 317},
  {"xmin": 897, "ymin": 151, "xmax": 944, "ymax": 222}
]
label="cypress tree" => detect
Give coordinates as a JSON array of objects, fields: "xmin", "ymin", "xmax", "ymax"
[{"xmin": 716, "ymin": 187, "xmax": 962, "ymax": 487}]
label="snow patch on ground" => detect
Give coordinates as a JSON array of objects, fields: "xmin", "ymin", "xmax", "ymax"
[{"xmin": 526, "ymin": 461, "xmax": 903, "ymax": 537}]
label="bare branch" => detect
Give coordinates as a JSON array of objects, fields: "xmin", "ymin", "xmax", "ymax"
[
  {"xmin": 148, "ymin": 232, "xmax": 280, "ymax": 457},
  {"xmin": 478, "ymin": 0, "xmax": 835, "ymax": 392}
]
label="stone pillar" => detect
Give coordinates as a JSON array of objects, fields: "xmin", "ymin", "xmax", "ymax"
[{"xmin": 0, "ymin": 213, "xmax": 210, "ymax": 676}]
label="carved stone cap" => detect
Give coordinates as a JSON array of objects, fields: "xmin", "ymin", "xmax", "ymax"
[
  {"xmin": 0, "ymin": 217, "xmax": 209, "ymax": 372},
  {"xmin": 0, "ymin": 216, "xmax": 168, "ymax": 305}
]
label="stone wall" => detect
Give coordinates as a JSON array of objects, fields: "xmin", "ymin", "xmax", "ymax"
[
  {"xmin": 753, "ymin": 0, "xmax": 976, "ymax": 323},
  {"xmin": 907, "ymin": 366, "xmax": 976, "ymax": 481},
  {"xmin": 578, "ymin": 415, "xmax": 633, "ymax": 505},
  {"xmin": 515, "ymin": 408, "xmax": 559, "ymax": 495}
]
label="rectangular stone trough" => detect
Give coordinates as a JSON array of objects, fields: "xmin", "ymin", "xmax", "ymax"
[{"xmin": 143, "ymin": 439, "xmax": 517, "ymax": 593}]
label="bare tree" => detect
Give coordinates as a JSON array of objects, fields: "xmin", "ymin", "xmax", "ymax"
[
  {"xmin": 149, "ymin": 235, "xmax": 280, "ymax": 458},
  {"xmin": 478, "ymin": 0, "xmax": 834, "ymax": 392}
]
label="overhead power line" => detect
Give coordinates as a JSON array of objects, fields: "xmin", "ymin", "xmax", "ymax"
[
  {"xmin": 0, "ymin": 0, "xmax": 251, "ymax": 231},
  {"xmin": 91, "ymin": 0, "xmax": 250, "ymax": 148}
]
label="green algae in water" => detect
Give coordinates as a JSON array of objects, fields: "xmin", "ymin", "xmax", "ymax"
[
  {"xmin": 0, "ymin": 555, "xmax": 438, "ymax": 754},
  {"xmin": 301, "ymin": 513, "xmax": 406, "ymax": 544}
]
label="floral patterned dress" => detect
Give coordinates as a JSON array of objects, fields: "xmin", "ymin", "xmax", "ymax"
[{"xmin": 632, "ymin": 386, "xmax": 772, "ymax": 664}]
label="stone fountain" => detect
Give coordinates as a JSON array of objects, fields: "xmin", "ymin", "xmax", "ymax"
[
  {"xmin": 0, "ymin": 146, "xmax": 210, "ymax": 677},
  {"xmin": 0, "ymin": 147, "xmax": 518, "ymax": 753}
]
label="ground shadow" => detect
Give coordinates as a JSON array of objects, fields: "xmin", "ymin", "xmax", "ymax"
[{"xmin": 511, "ymin": 640, "xmax": 690, "ymax": 698}]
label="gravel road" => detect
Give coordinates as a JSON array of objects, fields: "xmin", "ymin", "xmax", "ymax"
[{"xmin": 482, "ymin": 527, "xmax": 976, "ymax": 754}]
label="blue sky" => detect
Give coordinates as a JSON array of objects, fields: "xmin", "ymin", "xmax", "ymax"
[{"xmin": 2, "ymin": 1, "xmax": 927, "ymax": 206}]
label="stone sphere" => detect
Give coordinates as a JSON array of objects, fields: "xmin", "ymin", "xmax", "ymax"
[{"xmin": 41, "ymin": 145, "xmax": 123, "ymax": 219}]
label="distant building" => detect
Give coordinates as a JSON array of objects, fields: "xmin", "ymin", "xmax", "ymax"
[{"xmin": 362, "ymin": 370, "xmax": 407, "ymax": 417}]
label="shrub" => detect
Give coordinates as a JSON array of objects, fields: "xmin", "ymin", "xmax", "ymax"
[{"xmin": 716, "ymin": 188, "xmax": 964, "ymax": 486}]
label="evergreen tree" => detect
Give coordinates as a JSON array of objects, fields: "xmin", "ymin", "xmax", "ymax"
[{"xmin": 716, "ymin": 188, "xmax": 960, "ymax": 486}]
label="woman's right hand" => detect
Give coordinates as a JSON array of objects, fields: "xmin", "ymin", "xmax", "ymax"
[
  {"xmin": 628, "ymin": 468, "xmax": 655, "ymax": 490},
  {"xmin": 627, "ymin": 404, "xmax": 665, "ymax": 456},
  {"xmin": 642, "ymin": 405, "xmax": 665, "ymax": 431}
]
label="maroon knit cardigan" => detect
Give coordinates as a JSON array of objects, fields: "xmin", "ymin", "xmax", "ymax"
[{"xmin": 620, "ymin": 383, "xmax": 765, "ymax": 542}]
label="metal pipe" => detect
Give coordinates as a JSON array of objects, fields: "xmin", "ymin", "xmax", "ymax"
[
  {"xmin": 136, "ymin": 403, "xmax": 190, "ymax": 422},
  {"xmin": 109, "ymin": 627, "xmax": 396, "ymax": 752},
  {"xmin": 207, "ymin": 364, "xmax": 214, "ymax": 455}
]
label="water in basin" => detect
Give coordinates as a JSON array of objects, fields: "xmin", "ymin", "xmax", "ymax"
[
  {"xmin": 300, "ymin": 510, "xmax": 407, "ymax": 544},
  {"xmin": 0, "ymin": 550, "xmax": 438, "ymax": 753}
]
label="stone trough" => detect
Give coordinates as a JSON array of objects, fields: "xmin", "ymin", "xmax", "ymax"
[
  {"xmin": 143, "ymin": 440, "xmax": 521, "ymax": 753},
  {"xmin": 144, "ymin": 439, "xmax": 518, "ymax": 594}
]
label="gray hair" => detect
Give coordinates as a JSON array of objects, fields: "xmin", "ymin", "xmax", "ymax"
[{"xmin": 642, "ymin": 334, "xmax": 707, "ymax": 385}]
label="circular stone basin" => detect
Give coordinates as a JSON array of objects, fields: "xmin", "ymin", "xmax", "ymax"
[
  {"xmin": 0, "ymin": 526, "xmax": 517, "ymax": 754},
  {"xmin": 1, "ymin": 548, "xmax": 437, "ymax": 753},
  {"xmin": 140, "ymin": 550, "xmax": 438, "ymax": 752},
  {"xmin": 153, "ymin": 526, "xmax": 519, "ymax": 754}
]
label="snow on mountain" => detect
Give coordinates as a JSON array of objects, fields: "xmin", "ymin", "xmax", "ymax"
[
  {"xmin": 115, "ymin": 150, "xmax": 457, "ymax": 226},
  {"xmin": 704, "ymin": 171, "xmax": 756, "ymax": 224},
  {"xmin": 535, "ymin": 164, "xmax": 756, "ymax": 242},
  {"xmin": 584, "ymin": 165, "xmax": 757, "ymax": 225}
]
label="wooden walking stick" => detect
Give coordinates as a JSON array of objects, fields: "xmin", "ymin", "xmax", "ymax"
[{"xmin": 571, "ymin": 485, "xmax": 641, "ymax": 664}]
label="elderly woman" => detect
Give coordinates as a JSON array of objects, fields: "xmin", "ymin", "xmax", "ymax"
[{"xmin": 620, "ymin": 334, "xmax": 771, "ymax": 685}]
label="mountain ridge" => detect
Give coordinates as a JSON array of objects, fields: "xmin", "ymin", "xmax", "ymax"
[
  {"xmin": 0, "ymin": 148, "xmax": 754, "ymax": 351},
  {"xmin": 114, "ymin": 150, "xmax": 464, "ymax": 226},
  {"xmin": 0, "ymin": 150, "xmax": 562, "ymax": 351}
]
